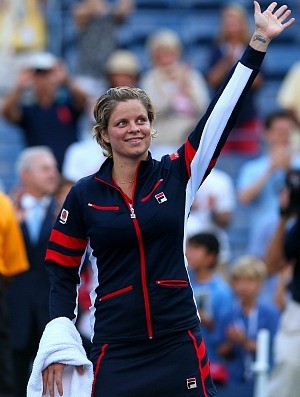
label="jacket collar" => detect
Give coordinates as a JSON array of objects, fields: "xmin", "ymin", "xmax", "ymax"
[{"xmin": 94, "ymin": 152, "xmax": 155, "ymax": 185}]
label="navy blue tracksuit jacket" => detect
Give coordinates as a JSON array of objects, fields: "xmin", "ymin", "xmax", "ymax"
[{"xmin": 45, "ymin": 46, "xmax": 265, "ymax": 344}]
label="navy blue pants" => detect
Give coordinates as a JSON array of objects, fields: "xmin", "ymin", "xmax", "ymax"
[{"xmin": 90, "ymin": 326, "xmax": 217, "ymax": 397}]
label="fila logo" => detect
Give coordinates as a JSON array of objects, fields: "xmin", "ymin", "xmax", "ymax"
[
  {"xmin": 155, "ymin": 192, "xmax": 167, "ymax": 204},
  {"xmin": 59, "ymin": 208, "xmax": 69, "ymax": 224},
  {"xmin": 186, "ymin": 377, "xmax": 197, "ymax": 390}
]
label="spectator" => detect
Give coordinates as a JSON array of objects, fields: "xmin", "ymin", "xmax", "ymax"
[
  {"xmin": 141, "ymin": 28, "xmax": 210, "ymax": 153},
  {"xmin": 206, "ymin": 3, "xmax": 264, "ymax": 156},
  {"xmin": 187, "ymin": 168, "xmax": 236, "ymax": 266},
  {"xmin": 6, "ymin": 146, "xmax": 59, "ymax": 397},
  {"xmin": 277, "ymin": 60, "xmax": 300, "ymax": 151},
  {"xmin": 237, "ymin": 110, "xmax": 298, "ymax": 254},
  {"xmin": 265, "ymin": 169, "xmax": 300, "ymax": 397},
  {"xmin": 186, "ymin": 233, "xmax": 233, "ymax": 370},
  {"xmin": 216, "ymin": 255, "xmax": 280, "ymax": 397},
  {"xmin": 0, "ymin": 192, "xmax": 29, "ymax": 397},
  {"xmin": 73, "ymin": 0, "xmax": 134, "ymax": 83},
  {"xmin": 2, "ymin": 51, "xmax": 87, "ymax": 170}
]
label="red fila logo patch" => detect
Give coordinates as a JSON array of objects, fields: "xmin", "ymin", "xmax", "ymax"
[
  {"xmin": 186, "ymin": 377, "xmax": 197, "ymax": 389},
  {"xmin": 59, "ymin": 208, "xmax": 69, "ymax": 224},
  {"xmin": 155, "ymin": 192, "xmax": 167, "ymax": 204},
  {"xmin": 169, "ymin": 152, "xmax": 180, "ymax": 160}
]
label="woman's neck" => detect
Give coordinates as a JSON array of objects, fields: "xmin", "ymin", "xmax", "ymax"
[{"xmin": 112, "ymin": 160, "xmax": 137, "ymax": 186}]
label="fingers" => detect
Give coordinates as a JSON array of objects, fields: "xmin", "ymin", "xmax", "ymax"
[
  {"xmin": 44, "ymin": 364, "xmax": 65, "ymax": 397},
  {"xmin": 274, "ymin": 4, "xmax": 288, "ymax": 17},
  {"xmin": 282, "ymin": 16, "xmax": 295, "ymax": 29},
  {"xmin": 76, "ymin": 365, "xmax": 84, "ymax": 375},
  {"xmin": 47, "ymin": 367, "xmax": 55, "ymax": 397},
  {"xmin": 42, "ymin": 368, "xmax": 48, "ymax": 395},
  {"xmin": 267, "ymin": 2, "xmax": 278, "ymax": 13},
  {"xmin": 254, "ymin": 1, "xmax": 261, "ymax": 14}
]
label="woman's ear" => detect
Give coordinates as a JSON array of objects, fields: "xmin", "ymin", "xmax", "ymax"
[{"xmin": 101, "ymin": 129, "xmax": 110, "ymax": 143}]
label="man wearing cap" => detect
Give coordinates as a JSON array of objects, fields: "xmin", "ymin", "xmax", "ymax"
[{"xmin": 2, "ymin": 52, "xmax": 87, "ymax": 170}]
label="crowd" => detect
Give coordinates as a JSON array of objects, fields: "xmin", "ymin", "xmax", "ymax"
[{"xmin": 0, "ymin": 1, "xmax": 299, "ymax": 397}]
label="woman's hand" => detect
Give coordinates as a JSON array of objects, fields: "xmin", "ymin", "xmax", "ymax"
[
  {"xmin": 42, "ymin": 363, "xmax": 84, "ymax": 396},
  {"xmin": 250, "ymin": 1, "xmax": 295, "ymax": 51}
]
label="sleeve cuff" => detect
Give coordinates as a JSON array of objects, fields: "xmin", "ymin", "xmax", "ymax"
[{"xmin": 240, "ymin": 45, "xmax": 266, "ymax": 70}]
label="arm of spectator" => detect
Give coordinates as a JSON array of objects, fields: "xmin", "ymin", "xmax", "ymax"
[
  {"xmin": 238, "ymin": 166, "xmax": 273, "ymax": 204},
  {"xmin": 2, "ymin": 68, "xmax": 33, "ymax": 123},
  {"xmin": 54, "ymin": 63, "xmax": 88, "ymax": 111},
  {"xmin": 113, "ymin": 0, "xmax": 134, "ymax": 21},
  {"xmin": 206, "ymin": 55, "xmax": 235, "ymax": 89},
  {"xmin": 264, "ymin": 215, "xmax": 288, "ymax": 274},
  {"xmin": 264, "ymin": 186, "xmax": 293, "ymax": 274},
  {"xmin": 239, "ymin": 148, "xmax": 290, "ymax": 204},
  {"xmin": 211, "ymin": 210, "xmax": 232, "ymax": 228},
  {"xmin": 274, "ymin": 264, "xmax": 293, "ymax": 310}
]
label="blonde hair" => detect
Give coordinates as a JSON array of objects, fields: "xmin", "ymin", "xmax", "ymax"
[
  {"xmin": 218, "ymin": 3, "xmax": 251, "ymax": 45},
  {"xmin": 230, "ymin": 255, "xmax": 267, "ymax": 282},
  {"xmin": 92, "ymin": 86, "xmax": 156, "ymax": 158},
  {"xmin": 147, "ymin": 28, "xmax": 182, "ymax": 55}
]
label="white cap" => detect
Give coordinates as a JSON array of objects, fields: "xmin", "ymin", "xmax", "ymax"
[
  {"xmin": 106, "ymin": 50, "xmax": 140, "ymax": 76},
  {"xmin": 27, "ymin": 52, "xmax": 57, "ymax": 70}
]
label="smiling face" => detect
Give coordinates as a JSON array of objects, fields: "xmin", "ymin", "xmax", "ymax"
[{"xmin": 101, "ymin": 99, "xmax": 152, "ymax": 163}]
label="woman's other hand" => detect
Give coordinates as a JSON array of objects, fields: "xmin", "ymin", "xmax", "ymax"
[{"xmin": 42, "ymin": 363, "xmax": 84, "ymax": 396}]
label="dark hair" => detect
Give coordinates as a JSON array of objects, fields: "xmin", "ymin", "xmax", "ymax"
[
  {"xmin": 188, "ymin": 232, "xmax": 220, "ymax": 255},
  {"xmin": 92, "ymin": 86, "xmax": 156, "ymax": 157},
  {"xmin": 264, "ymin": 109, "xmax": 293, "ymax": 130}
]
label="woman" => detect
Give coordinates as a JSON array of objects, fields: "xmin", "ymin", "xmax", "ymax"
[
  {"xmin": 140, "ymin": 28, "xmax": 210, "ymax": 149},
  {"xmin": 37, "ymin": 3, "xmax": 294, "ymax": 397},
  {"xmin": 206, "ymin": 3, "xmax": 265, "ymax": 156}
]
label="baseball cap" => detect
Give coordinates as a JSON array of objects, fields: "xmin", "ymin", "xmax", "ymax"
[
  {"xmin": 106, "ymin": 50, "xmax": 140, "ymax": 76},
  {"xmin": 27, "ymin": 52, "xmax": 57, "ymax": 71}
]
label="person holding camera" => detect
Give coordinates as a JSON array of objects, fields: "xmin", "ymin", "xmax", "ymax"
[
  {"xmin": 2, "ymin": 52, "xmax": 87, "ymax": 170},
  {"xmin": 265, "ymin": 169, "xmax": 300, "ymax": 397}
]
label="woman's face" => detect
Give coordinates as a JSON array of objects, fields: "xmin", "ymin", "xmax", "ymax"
[
  {"xmin": 102, "ymin": 99, "xmax": 152, "ymax": 162},
  {"xmin": 221, "ymin": 8, "xmax": 247, "ymax": 38}
]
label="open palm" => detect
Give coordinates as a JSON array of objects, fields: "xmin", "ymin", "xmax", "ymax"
[{"xmin": 254, "ymin": 1, "xmax": 295, "ymax": 39}]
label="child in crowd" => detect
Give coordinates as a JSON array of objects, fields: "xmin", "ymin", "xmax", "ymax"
[
  {"xmin": 186, "ymin": 232, "xmax": 233, "ymax": 385},
  {"xmin": 216, "ymin": 255, "xmax": 280, "ymax": 396}
]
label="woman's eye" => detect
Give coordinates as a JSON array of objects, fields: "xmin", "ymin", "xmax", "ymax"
[
  {"xmin": 138, "ymin": 117, "xmax": 146, "ymax": 124},
  {"xmin": 117, "ymin": 120, "xmax": 126, "ymax": 126}
]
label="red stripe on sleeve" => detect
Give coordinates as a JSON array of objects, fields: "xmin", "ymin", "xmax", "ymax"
[
  {"xmin": 184, "ymin": 140, "xmax": 197, "ymax": 178},
  {"xmin": 208, "ymin": 157, "xmax": 217, "ymax": 170},
  {"xmin": 49, "ymin": 229, "xmax": 87, "ymax": 250},
  {"xmin": 45, "ymin": 249, "xmax": 83, "ymax": 267}
]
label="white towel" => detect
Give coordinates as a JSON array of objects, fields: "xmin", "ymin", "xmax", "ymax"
[{"xmin": 27, "ymin": 317, "xmax": 94, "ymax": 397}]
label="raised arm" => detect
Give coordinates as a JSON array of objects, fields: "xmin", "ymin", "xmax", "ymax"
[
  {"xmin": 250, "ymin": 1, "xmax": 294, "ymax": 52},
  {"xmin": 181, "ymin": 1, "xmax": 295, "ymax": 204}
]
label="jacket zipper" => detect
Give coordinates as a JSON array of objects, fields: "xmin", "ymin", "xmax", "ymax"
[
  {"xmin": 95, "ymin": 174, "xmax": 154, "ymax": 339},
  {"xmin": 122, "ymin": 194, "xmax": 153, "ymax": 339},
  {"xmin": 99, "ymin": 285, "xmax": 133, "ymax": 301}
]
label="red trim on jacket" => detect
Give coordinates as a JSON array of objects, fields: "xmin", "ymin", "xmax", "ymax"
[
  {"xmin": 141, "ymin": 179, "xmax": 163, "ymax": 202},
  {"xmin": 184, "ymin": 140, "xmax": 197, "ymax": 178},
  {"xmin": 45, "ymin": 249, "xmax": 82, "ymax": 267},
  {"xmin": 188, "ymin": 330, "xmax": 210, "ymax": 397},
  {"xmin": 49, "ymin": 229, "xmax": 87, "ymax": 250},
  {"xmin": 92, "ymin": 344, "xmax": 108, "ymax": 397}
]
